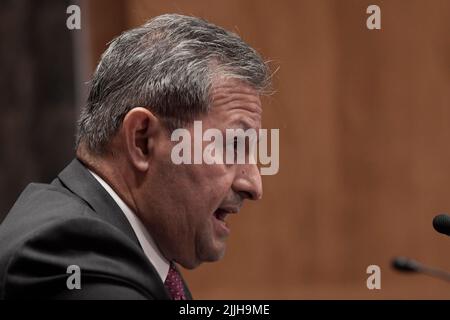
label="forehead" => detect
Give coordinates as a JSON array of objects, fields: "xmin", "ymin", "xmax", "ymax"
[{"xmin": 206, "ymin": 78, "xmax": 262, "ymax": 129}]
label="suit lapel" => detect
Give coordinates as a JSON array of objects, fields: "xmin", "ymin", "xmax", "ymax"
[
  {"xmin": 57, "ymin": 158, "xmax": 193, "ymax": 300},
  {"xmin": 56, "ymin": 158, "xmax": 141, "ymax": 248}
]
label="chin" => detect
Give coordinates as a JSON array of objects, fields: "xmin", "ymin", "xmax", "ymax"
[
  {"xmin": 193, "ymin": 241, "xmax": 227, "ymax": 265},
  {"xmin": 203, "ymin": 243, "xmax": 227, "ymax": 262},
  {"xmin": 179, "ymin": 249, "xmax": 226, "ymax": 269},
  {"xmin": 178, "ymin": 260, "xmax": 201, "ymax": 270}
]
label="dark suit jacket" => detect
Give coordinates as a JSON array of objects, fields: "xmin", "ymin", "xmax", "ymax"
[{"xmin": 0, "ymin": 159, "xmax": 192, "ymax": 300}]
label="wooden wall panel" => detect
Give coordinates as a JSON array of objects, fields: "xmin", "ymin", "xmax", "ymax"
[
  {"xmin": 87, "ymin": 0, "xmax": 450, "ymax": 298},
  {"xmin": 0, "ymin": 0, "xmax": 76, "ymax": 221}
]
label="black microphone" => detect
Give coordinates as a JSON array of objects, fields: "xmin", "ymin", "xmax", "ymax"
[
  {"xmin": 392, "ymin": 256, "xmax": 450, "ymax": 282},
  {"xmin": 433, "ymin": 214, "xmax": 450, "ymax": 236}
]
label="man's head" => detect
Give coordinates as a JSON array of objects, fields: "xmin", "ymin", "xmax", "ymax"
[{"xmin": 76, "ymin": 14, "xmax": 270, "ymax": 268}]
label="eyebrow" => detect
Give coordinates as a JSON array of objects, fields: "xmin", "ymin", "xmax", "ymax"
[
  {"xmin": 227, "ymin": 120, "xmax": 260, "ymax": 144},
  {"xmin": 230, "ymin": 120, "xmax": 253, "ymax": 131}
]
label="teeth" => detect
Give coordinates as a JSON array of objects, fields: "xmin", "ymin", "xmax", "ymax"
[{"xmin": 215, "ymin": 209, "xmax": 227, "ymax": 221}]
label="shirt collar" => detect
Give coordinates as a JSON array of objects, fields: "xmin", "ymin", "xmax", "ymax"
[{"xmin": 88, "ymin": 169, "xmax": 170, "ymax": 282}]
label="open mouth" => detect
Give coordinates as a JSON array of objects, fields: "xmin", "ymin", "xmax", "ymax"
[
  {"xmin": 214, "ymin": 205, "xmax": 240, "ymax": 220},
  {"xmin": 212, "ymin": 205, "xmax": 241, "ymax": 236},
  {"xmin": 214, "ymin": 208, "xmax": 230, "ymax": 222},
  {"xmin": 212, "ymin": 207, "xmax": 236, "ymax": 236}
]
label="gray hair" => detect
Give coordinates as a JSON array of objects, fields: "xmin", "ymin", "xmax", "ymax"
[{"xmin": 76, "ymin": 14, "xmax": 270, "ymax": 154}]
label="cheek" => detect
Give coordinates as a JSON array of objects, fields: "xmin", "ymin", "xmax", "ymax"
[
  {"xmin": 187, "ymin": 165, "xmax": 235, "ymax": 209},
  {"xmin": 156, "ymin": 138, "xmax": 236, "ymax": 210}
]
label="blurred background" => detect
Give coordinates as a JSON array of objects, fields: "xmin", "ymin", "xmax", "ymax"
[{"xmin": 1, "ymin": 0, "xmax": 450, "ymax": 299}]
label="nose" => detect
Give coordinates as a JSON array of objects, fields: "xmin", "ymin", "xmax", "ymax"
[{"xmin": 232, "ymin": 164, "xmax": 263, "ymax": 201}]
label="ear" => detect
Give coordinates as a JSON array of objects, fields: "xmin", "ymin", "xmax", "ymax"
[{"xmin": 121, "ymin": 107, "xmax": 161, "ymax": 172}]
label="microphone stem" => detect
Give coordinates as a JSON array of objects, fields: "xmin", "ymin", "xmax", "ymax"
[{"xmin": 419, "ymin": 265, "xmax": 450, "ymax": 282}]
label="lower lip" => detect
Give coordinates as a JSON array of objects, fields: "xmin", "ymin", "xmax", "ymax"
[{"xmin": 212, "ymin": 215, "xmax": 230, "ymax": 237}]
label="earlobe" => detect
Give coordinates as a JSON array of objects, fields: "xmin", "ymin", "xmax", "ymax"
[{"xmin": 122, "ymin": 107, "xmax": 160, "ymax": 172}]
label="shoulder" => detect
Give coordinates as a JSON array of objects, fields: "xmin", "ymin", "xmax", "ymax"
[
  {"xmin": 0, "ymin": 181, "xmax": 96, "ymax": 253},
  {"xmin": 0, "ymin": 183, "xmax": 165, "ymax": 300}
]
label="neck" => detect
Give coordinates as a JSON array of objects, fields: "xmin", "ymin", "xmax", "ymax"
[{"xmin": 76, "ymin": 143, "xmax": 140, "ymax": 215}]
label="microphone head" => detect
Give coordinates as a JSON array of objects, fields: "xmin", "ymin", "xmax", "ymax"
[
  {"xmin": 391, "ymin": 256, "xmax": 420, "ymax": 272},
  {"xmin": 433, "ymin": 214, "xmax": 450, "ymax": 236}
]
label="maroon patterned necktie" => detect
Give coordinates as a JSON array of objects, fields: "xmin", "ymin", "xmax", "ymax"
[{"xmin": 164, "ymin": 262, "xmax": 187, "ymax": 300}]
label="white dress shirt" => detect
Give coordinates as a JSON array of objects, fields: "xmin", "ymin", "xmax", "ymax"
[{"xmin": 88, "ymin": 170, "xmax": 170, "ymax": 282}]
